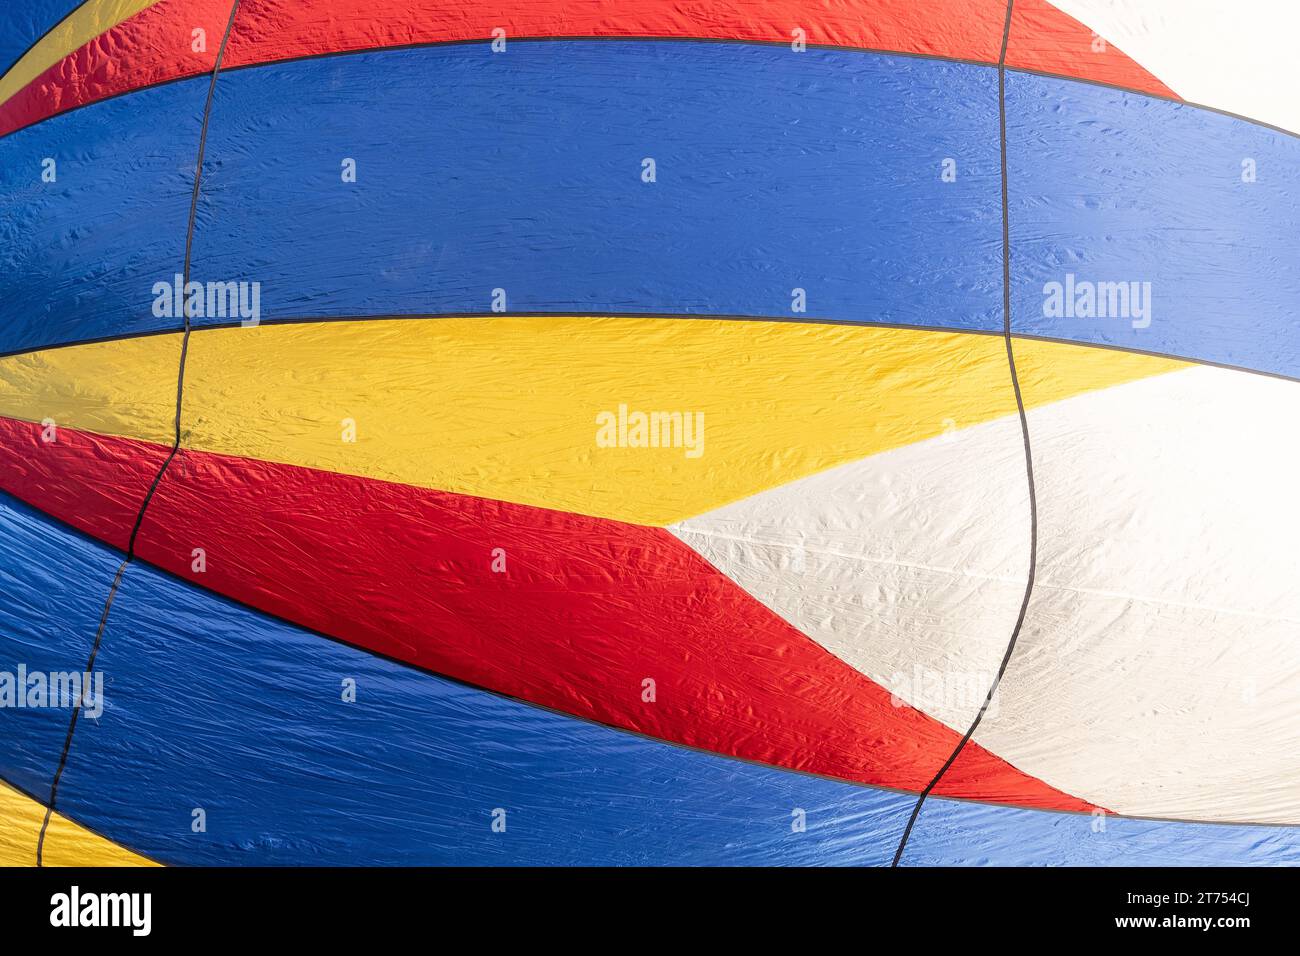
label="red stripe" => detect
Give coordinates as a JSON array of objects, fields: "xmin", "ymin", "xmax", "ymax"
[
  {"xmin": 1005, "ymin": 0, "xmax": 1178, "ymax": 99},
  {"xmin": 1, "ymin": 0, "xmax": 1012, "ymax": 137},
  {"xmin": 220, "ymin": 0, "xmax": 1009, "ymax": 66},
  {"xmin": 0, "ymin": 415, "xmax": 1094, "ymax": 811},
  {"xmin": 0, "ymin": 420, "xmax": 168, "ymax": 551},
  {"xmin": 1, "ymin": 0, "xmax": 1184, "ymax": 140},
  {"xmin": 0, "ymin": 0, "xmax": 231, "ymax": 138}
]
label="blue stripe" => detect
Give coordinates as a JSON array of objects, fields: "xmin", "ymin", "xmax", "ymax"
[
  {"xmin": 0, "ymin": 493, "xmax": 121, "ymax": 801},
  {"xmin": 57, "ymin": 555, "xmax": 912, "ymax": 866},
  {"xmin": 904, "ymin": 798, "xmax": 1300, "ymax": 867},
  {"xmin": 5, "ymin": 42, "xmax": 1294, "ymax": 381},
  {"xmin": 1007, "ymin": 71, "xmax": 1300, "ymax": 379},
  {"xmin": 0, "ymin": 42, "xmax": 1004, "ymax": 354},
  {"xmin": 0, "ymin": 492, "xmax": 1294, "ymax": 864},
  {"xmin": 190, "ymin": 42, "xmax": 1003, "ymax": 331},
  {"xmin": 0, "ymin": 76, "xmax": 206, "ymax": 354},
  {"xmin": 29, "ymin": 530, "xmax": 1294, "ymax": 865}
]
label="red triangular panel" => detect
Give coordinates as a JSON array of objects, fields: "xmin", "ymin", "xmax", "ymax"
[{"xmin": 0, "ymin": 413, "xmax": 1096, "ymax": 813}]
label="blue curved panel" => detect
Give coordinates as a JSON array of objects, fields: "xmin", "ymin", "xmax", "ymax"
[
  {"xmin": 904, "ymin": 797, "xmax": 1300, "ymax": 867},
  {"xmin": 0, "ymin": 493, "xmax": 122, "ymax": 801},
  {"xmin": 4, "ymin": 43, "xmax": 1296, "ymax": 381},
  {"xmin": 0, "ymin": 43, "xmax": 1004, "ymax": 355},
  {"xmin": 1007, "ymin": 70, "xmax": 1300, "ymax": 380},
  {"xmin": 54, "ymin": 556, "xmax": 912, "ymax": 865},
  {"xmin": 40, "ymin": 541, "xmax": 1299, "ymax": 866},
  {"xmin": 0, "ymin": 76, "xmax": 207, "ymax": 355},
  {"xmin": 188, "ymin": 42, "xmax": 1004, "ymax": 332}
]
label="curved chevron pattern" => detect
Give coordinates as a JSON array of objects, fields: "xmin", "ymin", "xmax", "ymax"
[{"xmin": 1, "ymin": 0, "xmax": 1298, "ymax": 867}]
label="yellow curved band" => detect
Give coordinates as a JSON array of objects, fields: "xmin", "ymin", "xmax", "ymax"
[
  {"xmin": 0, "ymin": 317, "xmax": 1186, "ymax": 525},
  {"xmin": 0, "ymin": 778, "xmax": 157, "ymax": 866}
]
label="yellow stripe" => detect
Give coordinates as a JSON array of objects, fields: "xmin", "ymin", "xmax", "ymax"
[
  {"xmin": 0, "ymin": 778, "xmax": 157, "ymax": 866},
  {"xmin": 0, "ymin": 332, "xmax": 182, "ymax": 443},
  {"xmin": 0, "ymin": 318, "xmax": 1187, "ymax": 526},
  {"xmin": 0, "ymin": 0, "xmax": 164, "ymax": 111}
]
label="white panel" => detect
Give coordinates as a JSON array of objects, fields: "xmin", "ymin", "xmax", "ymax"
[
  {"xmin": 674, "ymin": 365, "xmax": 1300, "ymax": 823},
  {"xmin": 1049, "ymin": 0, "xmax": 1300, "ymax": 133}
]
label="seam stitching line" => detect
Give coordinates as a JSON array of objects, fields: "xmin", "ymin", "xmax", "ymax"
[
  {"xmin": 34, "ymin": 0, "xmax": 243, "ymax": 867},
  {"xmin": 890, "ymin": 0, "xmax": 1044, "ymax": 868}
]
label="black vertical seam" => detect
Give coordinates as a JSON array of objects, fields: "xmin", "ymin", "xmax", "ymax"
[
  {"xmin": 35, "ymin": 0, "xmax": 243, "ymax": 865},
  {"xmin": 890, "ymin": 0, "xmax": 1037, "ymax": 867}
]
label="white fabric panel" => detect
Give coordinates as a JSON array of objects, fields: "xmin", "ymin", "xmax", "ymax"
[
  {"xmin": 672, "ymin": 412, "xmax": 1030, "ymax": 735},
  {"xmin": 1049, "ymin": 0, "xmax": 1300, "ymax": 133},
  {"xmin": 673, "ymin": 365, "xmax": 1300, "ymax": 823}
]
